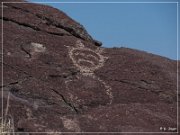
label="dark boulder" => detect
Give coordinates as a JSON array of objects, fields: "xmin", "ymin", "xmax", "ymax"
[{"xmin": 0, "ymin": 0, "xmax": 179, "ymax": 134}]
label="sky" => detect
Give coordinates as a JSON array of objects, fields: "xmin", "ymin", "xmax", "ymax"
[{"xmin": 28, "ymin": 0, "xmax": 179, "ymax": 60}]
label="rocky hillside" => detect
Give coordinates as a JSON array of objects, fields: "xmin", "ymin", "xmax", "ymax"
[{"xmin": 0, "ymin": 0, "xmax": 179, "ymax": 134}]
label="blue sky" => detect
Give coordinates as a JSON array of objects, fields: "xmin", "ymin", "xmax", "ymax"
[{"xmin": 28, "ymin": 0, "xmax": 179, "ymax": 60}]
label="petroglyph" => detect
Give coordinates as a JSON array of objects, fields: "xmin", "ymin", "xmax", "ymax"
[
  {"xmin": 31, "ymin": 42, "xmax": 46, "ymax": 53},
  {"xmin": 68, "ymin": 40, "xmax": 106, "ymax": 74},
  {"xmin": 96, "ymin": 76, "xmax": 113, "ymax": 104},
  {"xmin": 65, "ymin": 40, "xmax": 113, "ymax": 105},
  {"xmin": 21, "ymin": 42, "xmax": 46, "ymax": 58}
]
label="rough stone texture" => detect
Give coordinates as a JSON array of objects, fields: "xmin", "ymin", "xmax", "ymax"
[{"xmin": 0, "ymin": 0, "xmax": 179, "ymax": 135}]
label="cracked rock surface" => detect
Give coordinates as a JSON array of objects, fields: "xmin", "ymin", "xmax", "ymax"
[{"xmin": 0, "ymin": 0, "xmax": 179, "ymax": 134}]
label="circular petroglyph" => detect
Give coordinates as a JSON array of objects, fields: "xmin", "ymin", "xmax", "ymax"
[
  {"xmin": 65, "ymin": 40, "xmax": 113, "ymax": 104},
  {"xmin": 65, "ymin": 74, "xmax": 113, "ymax": 106},
  {"xmin": 68, "ymin": 40, "xmax": 106, "ymax": 73}
]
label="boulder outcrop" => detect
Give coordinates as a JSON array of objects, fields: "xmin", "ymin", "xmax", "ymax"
[{"xmin": 0, "ymin": 0, "xmax": 179, "ymax": 134}]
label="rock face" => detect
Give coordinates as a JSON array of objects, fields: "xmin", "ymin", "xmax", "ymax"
[{"xmin": 0, "ymin": 0, "xmax": 179, "ymax": 134}]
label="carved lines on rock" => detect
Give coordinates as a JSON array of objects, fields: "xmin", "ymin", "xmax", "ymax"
[{"xmin": 65, "ymin": 40, "xmax": 113, "ymax": 105}]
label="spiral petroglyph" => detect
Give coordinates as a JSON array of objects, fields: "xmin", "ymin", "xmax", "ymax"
[{"xmin": 65, "ymin": 40, "xmax": 113, "ymax": 104}]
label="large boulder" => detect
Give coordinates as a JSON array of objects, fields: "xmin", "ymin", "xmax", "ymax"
[{"xmin": 0, "ymin": 0, "xmax": 179, "ymax": 134}]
